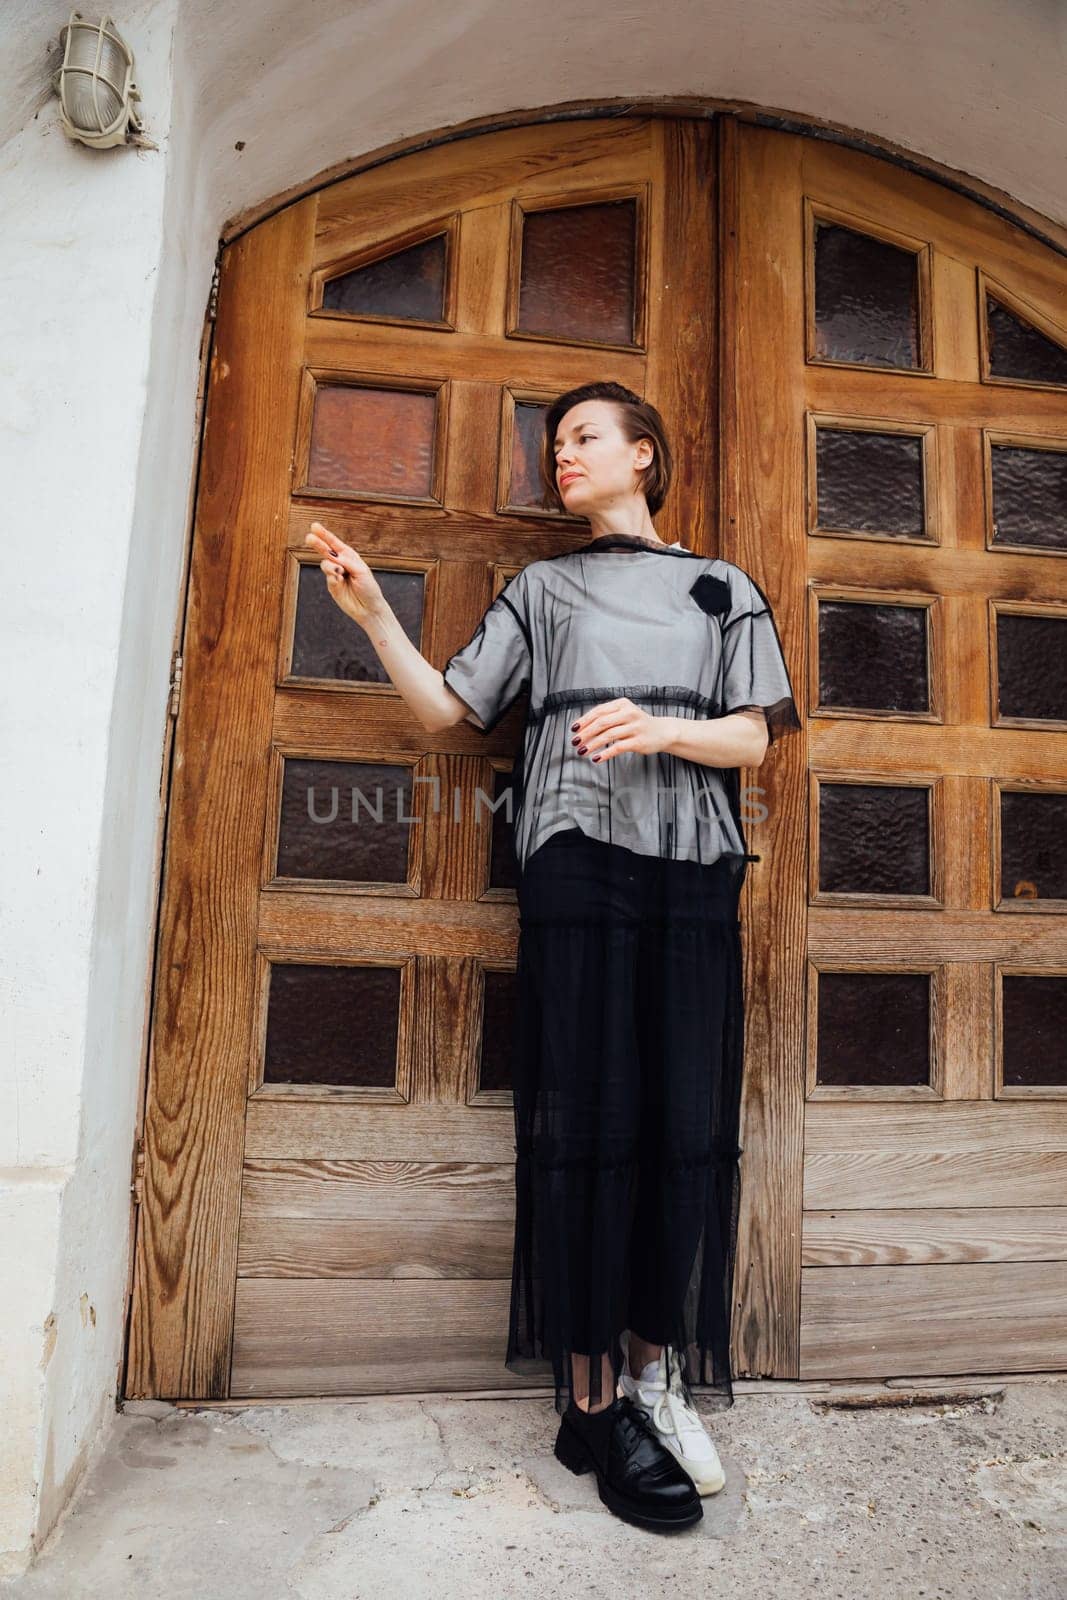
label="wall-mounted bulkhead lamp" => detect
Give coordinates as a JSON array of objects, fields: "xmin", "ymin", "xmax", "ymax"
[{"xmin": 51, "ymin": 11, "xmax": 153, "ymax": 149}]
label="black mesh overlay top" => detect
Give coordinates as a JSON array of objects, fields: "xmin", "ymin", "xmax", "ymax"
[{"xmin": 442, "ymin": 532, "xmax": 801, "ymax": 871}]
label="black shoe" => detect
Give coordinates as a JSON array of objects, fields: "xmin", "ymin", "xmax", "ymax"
[{"xmin": 554, "ymin": 1394, "xmax": 703, "ymax": 1532}]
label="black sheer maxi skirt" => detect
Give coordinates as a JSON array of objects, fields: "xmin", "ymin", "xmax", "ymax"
[{"xmin": 504, "ymin": 825, "xmax": 747, "ymax": 1415}]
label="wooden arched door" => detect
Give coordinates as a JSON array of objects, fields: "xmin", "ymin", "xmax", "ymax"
[
  {"xmin": 726, "ymin": 122, "xmax": 1067, "ymax": 1383},
  {"xmin": 126, "ymin": 114, "xmax": 1067, "ymax": 1400},
  {"xmin": 127, "ymin": 118, "xmax": 724, "ymax": 1398}
]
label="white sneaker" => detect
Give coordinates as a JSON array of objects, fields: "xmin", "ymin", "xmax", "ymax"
[{"xmin": 618, "ymin": 1331, "xmax": 726, "ymax": 1495}]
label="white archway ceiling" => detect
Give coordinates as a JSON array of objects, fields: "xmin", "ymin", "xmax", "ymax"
[{"xmin": 10, "ymin": 0, "xmax": 1067, "ymax": 235}]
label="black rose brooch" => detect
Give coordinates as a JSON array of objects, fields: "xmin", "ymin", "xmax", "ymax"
[{"xmin": 689, "ymin": 574, "xmax": 732, "ymax": 617}]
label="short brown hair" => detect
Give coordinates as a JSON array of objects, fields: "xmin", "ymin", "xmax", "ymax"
[{"xmin": 538, "ymin": 381, "xmax": 674, "ymax": 517}]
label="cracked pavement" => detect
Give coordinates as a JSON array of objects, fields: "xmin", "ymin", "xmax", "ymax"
[{"xmin": 2, "ymin": 1380, "xmax": 1065, "ymax": 1597}]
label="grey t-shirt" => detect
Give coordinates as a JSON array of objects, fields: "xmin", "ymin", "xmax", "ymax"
[{"xmin": 442, "ymin": 533, "xmax": 801, "ymax": 872}]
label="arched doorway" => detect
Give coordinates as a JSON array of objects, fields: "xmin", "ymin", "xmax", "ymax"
[{"xmin": 126, "ymin": 114, "xmax": 1067, "ymax": 1399}]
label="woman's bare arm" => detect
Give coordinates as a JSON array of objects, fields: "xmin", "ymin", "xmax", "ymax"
[
  {"xmin": 658, "ymin": 709, "xmax": 769, "ymax": 767},
  {"xmin": 571, "ymin": 699, "xmax": 770, "ymax": 768},
  {"xmin": 305, "ymin": 521, "xmax": 471, "ymax": 733}
]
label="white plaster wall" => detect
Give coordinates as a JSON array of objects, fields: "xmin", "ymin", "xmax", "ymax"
[
  {"xmin": 0, "ymin": 0, "xmax": 204, "ymax": 1572},
  {"xmin": 0, "ymin": 1181, "xmax": 63, "ymax": 1576},
  {"xmin": 1, "ymin": 0, "xmax": 1064, "ymax": 1573}
]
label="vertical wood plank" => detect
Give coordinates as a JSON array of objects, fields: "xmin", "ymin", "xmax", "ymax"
[
  {"xmin": 719, "ymin": 118, "xmax": 809, "ymax": 1382},
  {"xmin": 645, "ymin": 117, "xmax": 718, "ymax": 555},
  {"xmin": 126, "ymin": 200, "xmax": 316, "ymax": 1397}
]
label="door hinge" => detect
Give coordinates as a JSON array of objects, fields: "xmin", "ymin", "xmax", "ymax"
[
  {"xmin": 131, "ymin": 1135, "xmax": 146, "ymax": 1206},
  {"xmin": 168, "ymin": 651, "xmax": 183, "ymax": 720},
  {"xmin": 207, "ymin": 258, "xmax": 221, "ymax": 322}
]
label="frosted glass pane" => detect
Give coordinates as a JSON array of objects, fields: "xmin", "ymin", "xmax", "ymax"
[
  {"xmin": 322, "ymin": 234, "xmax": 446, "ymax": 322},
  {"xmin": 986, "ymin": 295, "xmax": 1067, "ymax": 387},
  {"xmin": 292, "ymin": 565, "xmax": 424, "ymax": 682},
  {"xmin": 819, "ymin": 783, "xmax": 930, "ymax": 895},
  {"xmin": 813, "ymin": 221, "xmax": 920, "ymax": 369},
  {"xmin": 487, "ymin": 765, "xmax": 519, "ymax": 891},
  {"xmin": 308, "ymin": 385, "xmax": 435, "ymax": 497},
  {"xmin": 990, "ymin": 443, "xmax": 1067, "ymax": 552},
  {"xmin": 997, "ymin": 613, "xmax": 1067, "ymax": 722},
  {"xmin": 817, "ymin": 971, "xmax": 931, "ymax": 1087},
  {"xmin": 479, "ymin": 968, "xmax": 517, "ymax": 1092},
  {"xmin": 276, "ymin": 758, "xmax": 413, "ymax": 883},
  {"xmin": 263, "ymin": 963, "xmax": 401, "ymax": 1087},
  {"xmin": 1002, "ymin": 976, "xmax": 1067, "ymax": 1088},
  {"xmin": 510, "ymin": 401, "xmax": 551, "ymax": 509},
  {"xmin": 517, "ymin": 200, "xmax": 637, "ymax": 345},
  {"xmin": 1001, "ymin": 790, "xmax": 1067, "ymax": 902},
  {"xmin": 818, "ymin": 601, "xmax": 929, "ymax": 712},
  {"xmin": 815, "ymin": 426, "xmax": 925, "ymax": 536}
]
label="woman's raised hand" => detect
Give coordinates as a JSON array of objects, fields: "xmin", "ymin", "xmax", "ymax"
[{"xmin": 304, "ymin": 521, "xmax": 387, "ymax": 630}]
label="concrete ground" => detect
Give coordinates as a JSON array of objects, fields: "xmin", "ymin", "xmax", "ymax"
[{"xmin": 3, "ymin": 1377, "xmax": 1065, "ymax": 1598}]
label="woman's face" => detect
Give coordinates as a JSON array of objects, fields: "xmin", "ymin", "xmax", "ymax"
[{"xmin": 552, "ymin": 400, "xmax": 653, "ymax": 514}]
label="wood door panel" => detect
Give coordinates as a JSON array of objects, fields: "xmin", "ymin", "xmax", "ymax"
[
  {"xmin": 803, "ymin": 367, "xmax": 1067, "ymax": 427},
  {"xmin": 453, "ymin": 205, "xmax": 511, "ymax": 334},
  {"xmin": 804, "ymin": 1149, "xmax": 1067, "ymax": 1209},
  {"xmin": 244, "ymin": 1101, "xmax": 514, "ymax": 1162},
  {"xmin": 303, "ymin": 320, "xmax": 648, "ymax": 389},
  {"xmin": 237, "ymin": 1149, "xmax": 516, "ymax": 1276},
  {"xmin": 237, "ymin": 1218, "xmax": 515, "ymax": 1279},
  {"xmin": 256, "ymin": 894, "xmax": 519, "ymax": 959},
  {"xmin": 807, "ymin": 722, "xmax": 1067, "ymax": 781},
  {"xmin": 806, "ymin": 911, "xmax": 1067, "ymax": 960},
  {"xmin": 798, "ymin": 1262, "xmax": 1067, "ymax": 1379},
  {"xmin": 805, "ymin": 544, "xmax": 1067, "ymax": 603},
  {"xmin": 442, "ymin": 379, "xmax": 511, "ymax": 512},
  {"xmin": 804, "ymin": 1101, "xmax": 1067, "ymax": 1210},
  {"xmin": 271, "ymin": 690, "xmax": 527, "ymax": 755},
  {"xmin": 230, "ymin": 1279, "xmax": 524, "ymax": 1397},
  {"xmin": 803, "ymin": 1207, "xmax": 1067, "ymax": 1266},
  {"xmin": 313, "ymin": 119, "xmax": 658, "ymax": 257},
  {"xmin": 241, "ymin": 1158, "xmax": 515, "ymax": 1218},
  {"xmin": 806, "ymin": 1100, "xmax": 1067, "ymax": 1148},
  {"xmin": 284, "ymin": 503, "xmax": 589, "ymax": 562}
]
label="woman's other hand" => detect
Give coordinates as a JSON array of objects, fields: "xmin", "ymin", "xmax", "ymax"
[
  {"xmin": 305, "ymin": 521, "xmax": 386, "ymax": 630},
  {"xmin": 570, "ymin": 699, "xmax": 769, "ymax": 768},
  {"xmin": 569, "ymin": 698, "xmax": 672, "ymax": 762}
]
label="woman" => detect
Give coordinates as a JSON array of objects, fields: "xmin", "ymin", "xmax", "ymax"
[{"xmin": 306, "ymin": 380, "xmax": 800, "ymax": 1536}]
